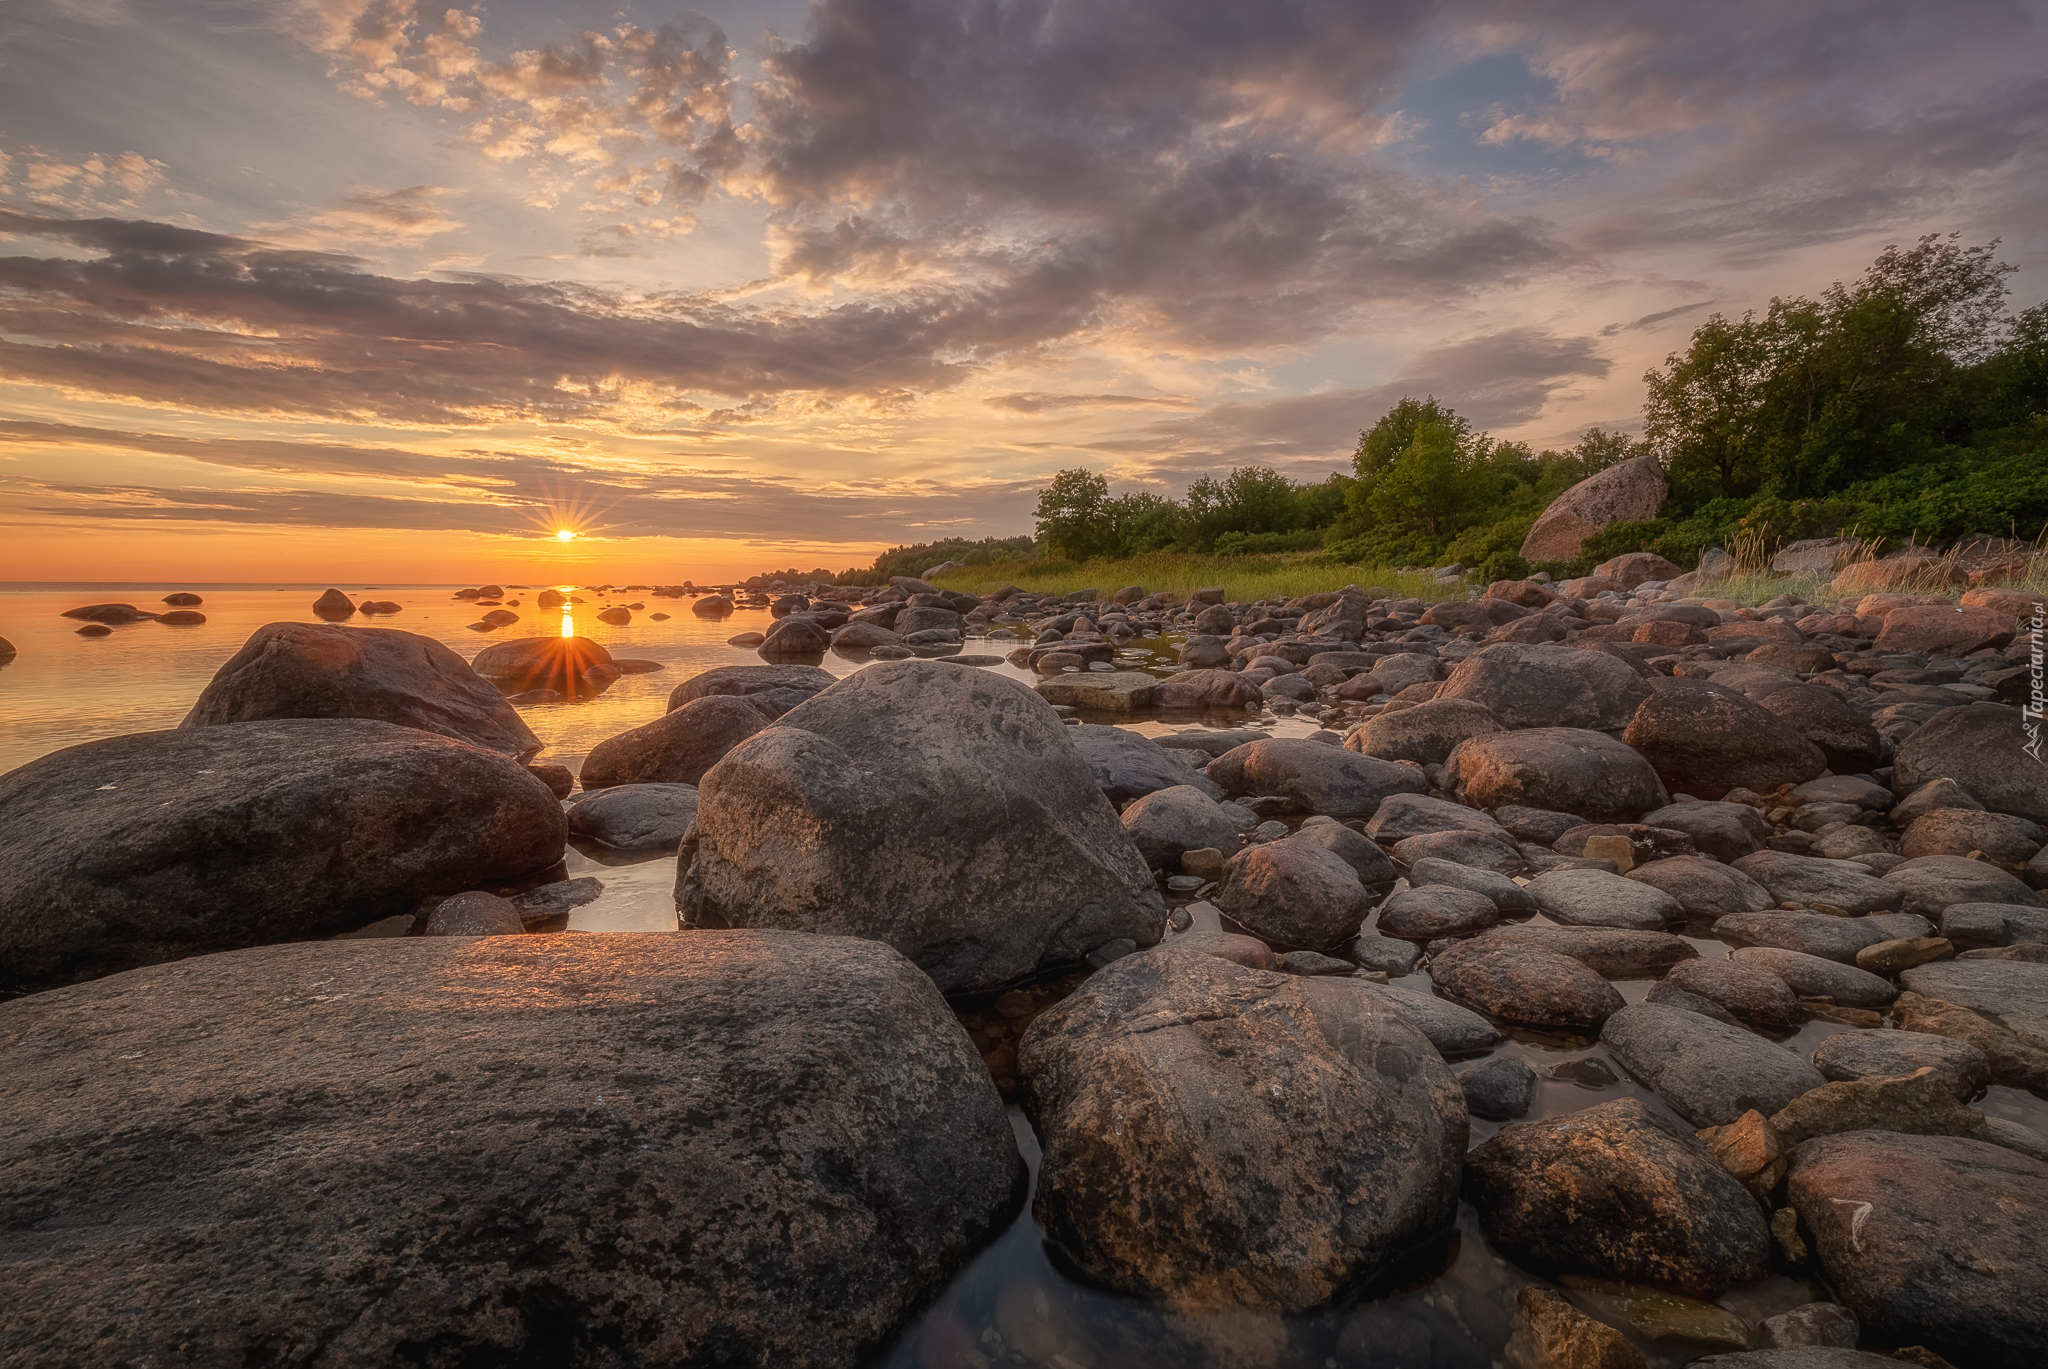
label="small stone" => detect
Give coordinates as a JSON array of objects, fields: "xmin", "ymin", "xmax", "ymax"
[
  {"xmin": 1506, "ymin": 1287, "xmax": 1646, "ymax": 1369},
  {"xmin": 1582, "ymin": 834, "xmax": 1637, "ymax": 872},
  {"xmin": 1695, "ymin": 1109, "xmax": 1787, "ymax": 1198},
  {"xmin": 1277, "ymin": 949, "xmax": 1354, "ymax": 976},
  {"xmin": 1457, "ymin": 1056, "xmax": 1537, "ymax": 1120},
  {"xmin": 1755, "ymin": 1302, "xmax": 1859, "ymax": 1349},
  {"xmin": 1769, "ymin": 1207, "xmax": 1808, "ymax": 1264},
  {"xmin": 1557, "ymin": 1275, "xmax": 1753, "ymax": 1351},
  {"xmin": 1181, "ymin": 847, "xmax": 1226, "ymax": 879},
  {"xmin": 1165, "ymin": 875, "xmax": 1206, "ymax": 893},
  {"xmin": 1854, "ymin": 936, "xmax": 1953, "ymax": 975}
]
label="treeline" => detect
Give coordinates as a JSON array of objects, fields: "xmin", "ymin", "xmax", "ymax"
[{"xmin": 1028, "ymin": 232, "xmax": 2048, "ymax": 580}]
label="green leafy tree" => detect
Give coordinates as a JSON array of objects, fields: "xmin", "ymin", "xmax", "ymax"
[
  {"xmin": 1033, "ymin": 469, "xmax": 1114, "ymax": 560},
  {"xmin": 1367, "ymin": 421, "xmax": 1469, "ymax": 535}
]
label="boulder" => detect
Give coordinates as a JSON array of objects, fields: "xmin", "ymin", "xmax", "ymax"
[
  {"xmin": 1363, "ymin": 792, "xmax": 1507, "ymax": 842},
  {"xmin": 566, "ymin": 782, "xmax": 700, "ymax": 850},
  {"xmin": 1898, "ymin": 958, "xmax": 2048, "ymax": 1049},
  {"xmin": 1893, "ymin": 992, "xmax": 2048, "ymax": 1093},
  {"xmin": 690, "ymin": 593, "xmax": 734, "ymax": 616},
  {"xmin": 1811, "ymin": 1030, "xmax": 1989, "ymax": 1101},
  {"xmin": 1427, "ymin": 939, "xmax": 1625, "ymax": 1030},
  {"xmin": 1034, "ymin": 671, "xmax": 1157, "ymax": 712},
  {"xmin": 1019, "ymin": 947, "xmax": 1465, "ymax": 1311},
  {"xmin": 311, "ymin": 587, "xmax": 356, "ymax": 618},
  {"xmin": 1638, "ymin": 801, "xmax": 1772, "ymax": 863},
  {"xmin": 1728, "ymin": 947, "xmax": 1896, "ymax": 1007},
  {"xmin": 0, "ymin": 720, "xmax": 564, "ymax": 992},
  {"xmin": 1436, "ymin": 642, "xmax": 1652, "ymax": 731},
  {"xmin": 1152, "ymin": 668, "xmax": 1264, "ymax": 710},
  {"xmin": 1374, "ymin": 886, "xmax": 1500, "ymax": 940},
  {"xmin": 1389, "ymin": 827, "xmax": 1525, "ymax": 873},
  {"xmin": 1768, "ymin": 1069, "xmax": 1990, "ymax": 1151},
  {"xmin": 1757, "ymin": 686, "xmax": 1885, "ymax": 773},
  {"xmin": 677, "ymin": 663, "xmax": 1164, "ymax": 994},
  {"xmin": 1205, "ymin": 737, "xmax": 1426, "ymax": 819},
  {"xmin": 831, "ymin": 621, "xmax": 903, "ymax": 651},
  {"xmin": 1071, "ymin": 725, "xmax": 1227, "ymax": 804},
  {"xmin": 1731, "ymin": 851, "xmax": 1906, "ymax": 915},
  {"xmin": 1351, "ymin": 981, "xmax": 1504, "ymax": 1055},
  {"xmin": 1941, "ymin": 901, "xmax": 2048, "ymax": 947},
  {"xmin": 471, "ymin": 635, "xmax": 615, "ymax": 698},
  {"xmin": 1901, "ymin": 809, "xmax": 2042, "ymax": 864},
  {"xmin": 759, "ymin": 616, "xmax": 831, "ymax": 657},
  {"xmin": 1785, "ymin": 1132, "xmax": 2048, "ymax": 1369},
  {"xmin": 180, "ymin": 623, "xmax": 544, "ymax": 761},
  {"xmin": 1448, "ymin": 728, "xmax": 1669, "ymax": 823},
  {"xmin": 1691, "ymin": 1353, "xmax": 1905, "ymax": 1369},
  {"xmin": 578, "ymin": 694, "xmax": 771, "ymax": 789},
  {"xmin": 1664, "ymin": 959, "xmax": 1804, "ymax": 1031},
  {"xmin": 1464, "ymin": 1096, "xmax": 1769, "ymax": 1297},
  {"xmin": 1408, "ymin": 857, "xmax": 1538, "ymax": 912},
  {"xmin": 1624, "ymin": 686, "xmax": 1827, "ymax": 799},
  {"xmin": 1601, "ymin": 1003, "xmax": 1827, "ymax": 1127},
  {"xmin": 1529, "ymin": 868, "xmax": 1682, "ymax": 930},
  {"xmin": 1884, "ymin": 854, "xmax": 2041, "ymax": 915},
  {"xmin": 1459, "ymin": 1057, "xmax": 1538, "ymax": 1121},
  {"xmin": 1710, "ymin": 911, "xmax": 1891, "ymax": 963},
  {"xmin": 1627, "ymin": 857, "xmax": 1777, "ymax": 919},
  {"xmin": 1893, "ymin": 704, "xmax": 2048, "ymax": 823},
  {"xmin": 1874, "ymin": 604, "xmax": 2018, "ymax": 655},
  {"xmin": 0, "ymin": 933, "xmax": 1022, "ymax": 1367},
  {"xmin": 1120, "ymin": 785, "xmax": 1248, "ymax": 869},
  {"xmin": 1465, "ymin": 924, "xmax": 1700, "ymax": 978},
  {"xmin": 1507, "ymin": 1287, "xmax": 1648, "ymax": 1369},
  {"xmin": 422, "ymin": 890, "xmax": 527, "ymax": 936},
  {"xmin": 1520, "ymin": 457, "xmax": 1670, "ymax": 563},
  {"xmin": 665, "ymin": 663, "xmax": 838, "ymax": 719},
  {"xmin": 1830, "ymin": 554, "xmax": 1968, "ymax": 595},
  {"xmin": 1215, "ymin": 839, "xmax": 1373, "ymax": 949},
  {"xmin": 1289, "ymin": 822, "xmax": 1397, "ymax": 885}
]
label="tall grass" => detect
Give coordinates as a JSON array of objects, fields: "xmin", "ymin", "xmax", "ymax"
[{"xmin": 927, "ymin": 552, "xmax": 1462, "ymax": 603}]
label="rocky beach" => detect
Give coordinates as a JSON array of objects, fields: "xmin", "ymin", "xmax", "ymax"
[{"xmin": 1, "ymin": 555, "xmax": 2044, "ymax": 1369}]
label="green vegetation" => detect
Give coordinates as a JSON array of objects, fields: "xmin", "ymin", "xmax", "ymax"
[
  {"xmin": 926, "ymin": 552, "xmax": 1460, "ymax": 604},
  {"xmin": 829, "ymin": 535, "xmax": 1038, "ymax": 585}
]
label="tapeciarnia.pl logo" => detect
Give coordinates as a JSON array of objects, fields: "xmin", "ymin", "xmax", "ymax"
[{"xmin": 2025, "ymin": 602, "xmax": 2045, "ymax": 763}]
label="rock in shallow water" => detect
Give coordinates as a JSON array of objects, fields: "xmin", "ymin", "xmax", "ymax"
[
  {"xmin": 1602, "ymin": 1003, "xmax": 1827, "ymax": 1127},
  {"xmin": 0, "ymin": 719, "xmax": 565, "ymax": 992},
  {"xmin": 1215, "ymin": 836, "xmax": 1373, "ymax": 949},
  {"xmin": 1428, "ymin": 938, "xmax": 1625, "ymax": 1031},
  {"xmin": 1464, "ymin": 1096, "xmax": 1770, "ymax": 1298},
  {"xmin": 566, "ymin": 781, "xmax": 699, "ymax": 849},
  {"xmin": 0, "ymin": 933, "xmax": 1022, "ymax": 1368},
  {"xmin": 1448, "ymin": 727, "xmax": 1669, "ymax": 824},
  {"xmin": 678, "ymin": 662, "xmax": 1164, "ymax": 994},
  {"xmin": 1019, "ymin": 946, "xmax": 1466, "ymax": 1311}
]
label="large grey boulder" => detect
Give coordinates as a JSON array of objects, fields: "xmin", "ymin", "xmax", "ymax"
[
  {"xmin": 1363, "ymin": 792, "xmax": 1505, "ymax": 842},
  {"xmin": 1019, "ymin": 947, "xmax": 1465, "ymax": 1310},
  {"xmin": 1639, "ymin": 801, "xmax": 1772, "ymax": 863},
  {"xmin": 1624, "ymin": 686, "xmax": 1827, "ymax": 799},
  {"xmin": 182, "ymin": 623, "xmax": 542, "ymax": 760},
  {"xmin": 1710, "ymin": 910, "xmax": 1894, "ymax": 963},
  {"xmin": 0, "ymin": 933, "xmax": 1022, "ymax": 1367},
  {"xmin": 1785, "ymin": 1132, "xmax": 2048, "ymax": 1369},
  {"xmin": 1883, "ymin": 854, "xmax": 2041, "ymax": 915},
  {"xmin": 1894, "ymin": 703, "xmax": 2048, "ymax": 823},
  {"xmin": 566, "ymin": 782, "xmax": 699, "ymax": 849},
  {"xmin": 1070, "ymin": 724, "xmax": 1226, "ymax": 803},
  {"xmin": 665, "ymin": 663, "xmax": 837, "ymax": 719},
  {"xmin": 1436, "ymin": 642, "xmax": 1651, "ymax": 731},
  {"xmin": 1214, "ymin": 837, "xmax": 1373, "ymax": 949},
  {"xmin": 1732, "ymin": 851, "xmax": 1905, "ymax": 915},
  {"xmin": 1465, "ymin": 1096, "xmax": 1768, "ymax": 1298},
  {"xmin": 1352, "ymin": 981, "xmax": 1504, "ymax": 1055},
  {"xmin": 1730, "ymin": 946, "xmax": 1897, "ymax": 1008},
  {"xmin": 1464, "ymin": 924, "xmax": 1699, "ymax": 978},
  {"xmin": 677, "ymin": 663, "xmax": 1164, "ymax": 994},
  {"xmin": 1344, "ymin": 698, "xmax": 1505, "ymax": 767},
  {"xmin": 579, "ymin": 694, "xmax": 771, "ymax": 788},
  {"xmin": 1205, "ymin": 737, "xmax": 1427, "ymax": 819},
  {"xmin": 1519, "ymin": 454, "xmax": 1669, "ymax": 562},
  {"xmin": 0, "ymin": 720, "xmax": 564, "ymax": 992},
  {"xmin": 1900, "ymin": 958, "xmax": 2048, "ymax": 1049},
  {"xmin": 1602, "ymin": 1002, "xmax": 1827, "ymax": 1126},
  {"xmin": 1120, "ymin": 785, "xmax": 1249, "ymax": 869},
  {"xmin": 1810, "ymin": 1030, "xmax": 1991, "ymax": 1102},
  {"xmin": 1528, "ymin": 867, "xmax": 1682, "ymax": 930},
  {"xmin": 1758, "ymin": 684, "xmax": 1884, "ymax": 774},
  {"xmin": 1628, "ymin": 856, "xmax": 1776, "ymax": 919},
  {"xmin": 471, "ymin": 634, "xmax": 614, "ymax": 698},
  {"xmin": 1447, "ymin": 728, "xmax": 1669, "ymax": 823},
  {"xmin": 1427, "ymin": 939, "xmax": 1625, "ymax": 1031}
]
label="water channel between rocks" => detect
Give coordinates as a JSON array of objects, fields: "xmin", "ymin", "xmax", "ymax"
[{"xmin": 3, "ymin": 583, "xmax": 2041, "ymax": 1367}]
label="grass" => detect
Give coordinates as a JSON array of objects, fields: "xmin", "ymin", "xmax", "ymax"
[{"xmin": 928, "ymin": 552, "xmax": 1461, "ymax": 603}]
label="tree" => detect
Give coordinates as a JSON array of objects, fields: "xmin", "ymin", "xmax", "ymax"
[
  {"xmin": 1033, "ymin": 469, "xmax": 1112, "ymax": 559},
  {"xmin": 1367, "ymin": 421, "xmax": 1469, "ymax": 534},
  {"xmin": 1353, "ymin": 396, "xmax": 1472, "ymax": 484}
]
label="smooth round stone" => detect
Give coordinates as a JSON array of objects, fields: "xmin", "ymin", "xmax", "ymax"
[
  {"xmin": 1457, "ymin": 1056, "xmax": 1537, "ymax": 1120},
  {"xmin": 1810, "ymin": 1030, "xmax": 1990, "ymax": 1102}
]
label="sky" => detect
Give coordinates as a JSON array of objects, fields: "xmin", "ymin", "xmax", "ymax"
[{"xmin": 1, "ymin": 0, "xmax": 2044, "ymax": 583}]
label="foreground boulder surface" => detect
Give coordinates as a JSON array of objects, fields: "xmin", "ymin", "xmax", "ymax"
[
  {"xmin": 678, "ymin": 662, "xmax": 1164, "ymax": 993},
  {"xmin": 0, "ymin": 933, "xmax": 1023, "ymax": 1368},
  {"xmin": 1785, "ymin": 1131, "xmax": 2048, "ymax": 1369},
  {"xmin": 1020, "ymin": 946, "xmax": 1465, "ymax": 1311},
  {"xmin": 469, "ymin": 634, "xmax": 614, "ymax": 696},
  {"xmin": 0, "ymin": 720, "xmax": 565, "ymax": 992},
  {"xmin": 1464, "ymin": 1097, "xmax": 1769, "ymax": 1297},
  {"xmin": 182, "ymin": 622, "xmax": 543, "ymax": 760}
]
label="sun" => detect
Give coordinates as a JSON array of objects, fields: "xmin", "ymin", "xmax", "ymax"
[{"xmin": 554, "ymin": 528, "xmax": 576, "ymax": 542}]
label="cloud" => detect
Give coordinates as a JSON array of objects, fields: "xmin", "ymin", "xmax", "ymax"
[
  {"xmin": 0, "ymin": 138, "xmax": 168, "ymax": 214},
  {"xmin": 985, "ymin": 392, "xmax": 1194, "ymax": 414},
  {"xmin": 1600, "ymin": 300, "xmax": 1714, "ymax": 336}
]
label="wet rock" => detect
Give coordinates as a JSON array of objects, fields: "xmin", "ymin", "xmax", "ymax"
[
  {"xmin": 1152, "ymin": 667, "xmax": 1265, "ymax": 709},
  {"xmin": 1691, "ymin": 1352, "xmax": 1907, "ymax": 1369},
  {"xmin": 1664, "ymin": 959, "xmax": 1804, "ymax": 1031},
  {"xmin": 1121, "ymin": 785, "xmax": 1249, "ymax": 869},
  {"xmin": 161, "ymin": 591, "xmax": 203, "ymax": 606},
  {"xmin": 1767, "ymin": 1067, "xmax": 1990, "ymax": 1147},
  {"xmin": 1277, "ymin": 949, "xmax": 1353, "ymax": 976},
  {"xmin": 1430, "ymin": 939, "xmax": 1625, "ymax": 1030},
  {"xmin": 181, "ymin": 623, "xmax": 545, "ymax": 761},
  {"xmin": 1448, "ymin": 728, "xmax": 1670, "ymax": 823},
  {"xmin": 678, "ymin": 663, "xmax": 1163, "ymax": 993},
  {"xmin": 1710, "ymin": 911, "xmax": 1891, "ymax": 962},
  {"xmin": 1353, "ymin": 980, "xmax": 1504, "ymax": 1055},
  {"xmin": 1639, "ymin": 801, "xmax": 1773, "ymax": 863},
  {"xmin": 1898, "ymin": 959, "xmax": 2048, "ymax": 1048},
  {"xmin": 1467, "ymin": 925, "xmax": 1700, "ymax": 978},
  {"xmin": 74, "ymin": 623, "xmax": 113, "ymax": 636},
  {"xmin": 1172, "ymin": 929, "xmax": 1275, "ymax": 970},
  {"xmin": 1034, "ymin": 670, "xmax": 1157, "ymax": 712},
  {"xmin": 0, "ymin": 720, "xmax": 564, "ymax": 991},
  {"xmin": 1893, "ymin": 704, "xmax": 2048, "ymax": 824},
  {"xmin": 1437, "ymin": 642, "xmax": 1652, "ymax": 731},
  {"xmin": 156, "ymin": 609, "xmax": 206, "ymax": 625},
  {"xmin": 1729, "ymin": 947, "xmax": 1897, "ymax": 1007},
  {"xmin": 1364, "ymin": 792, "xmax": 1507, "ymax": 842},
  {"xmin": 1602, "ymin": 1003, "xmax": 1827, "ymax": 1126},
  {"xmin": 1390, "ymin": 827, "xmax": 1525, "ymax": 872},
  {"xmin": 579, "ymin": 693, "xmax": 771, "ymax": 789},
  {"xmin": 1731, "ymin": 851, "xmax": 1906, "ymax": 915},
  {"xmin": 1507, "ymin": 1287, "xmax": 1647, "ymax": 1369},
  {"xmin": 1458, "ymin": 1056, "xmax": 1537, "ymax": 1120},
  {"xmin": 1810, "ymin": 1030, "xmax": 1989, "ymax": 1101},
  {"xmin": 1893, "ymin": 992, "xmax": 2048, "ymax": 1091},
  {"xmin": 1785, "ymin": 1131, "xmax": 2048, "ymax": 1369},
  {"xmin": 422, "ymin": 890, "xmax": 526, "ymax": 936},
  {"xmin": 1465, "ymin": 1096, "xmax": 1770, "ymax": 1297},
  {"xmin": 1529, "ymin": 868, "xmax": 1682, "ymax": 930},
  {"xmin": 0, "ymin": 933, "xmax": 1022, "ymax": 1367},
  {"xmin": 1409, "ymin": 857, "xmax": 1539, "ymax": 912},
  {"xmin": 1555, "ymin": 823, "xmax": 1699, "ymax": 866},
  {"xmin": 1344, "ymin": 698, "xmax": 1505, "ymax": 767},
  {"xmin": 311, "ymin": 587, "xmax": 355, "ymax": 619},
  {"xmin": 759, "ymin": 616, "xmax": 830, "ymax": 656},
  {"xmin": 665, "ymin": 662, "xmax": 837, "ymax": 719},
  {"xmin": 1755, "ymin": 1303, "xmax": 1859, "ymax": 1350},
  {"xmin": 1020, "ymin": 947, "xmax": 1466, "ymax": 1311},
  {"xmin": 525, "ymin": 761, "xmax": 574, "ymax": 798},
  {"xmin": 1644, "ymin": 981, "xmax": 1745, "ymax": 1027},
  {"xmin": 1072, "ymin": 725, "xmax": 1228, "ymax": 804},
  {"xmin": 1854, "ymin": 935, "xmax": 1953, "ymax": 975},
  {"xmin": 690, "ymin": 594, "xmax": 733, "ymax": 615},
  {"xmin": 1884, "ymin": 854, "xmax": 2042, "ymax": 915},
  {"xmin": 1376, "ymin": 886, "xmax": 1500, "ymax": 940},
  {"xmin": 472, "ymin": 635, "xmax": 615, "ymax": 697},
  {"xmin": 831, "ymin": 620, "xmax": 903, "ymax": 651},
  {"xmin": 1628, "ymin": 857, "xmax": 1777, "ymax": 919},
  {"xmin": 1350, "ymin": 932, "xmax": 1423, "ymax": 976},
  {"xmin": 1559, "ymin": 1275, "xmax": 1753, "ymax": 1352},
  {"xmin": 1215, "ymin": 838, "xmax": 1373, "ymax": 949},
  {"xmin": 566, "ymin": 782, "xmax": 699, "ymax": 849},
  {"xmin": 1206, "ymin": 737, "xmax": 1427, "ymax": 819},
  {"xmin": 508, "ymin": 877, "xmax": 603, "ymax": 924},
  {"xmin": 1624, "ymin": 686, "xmax": 1827, "ymax": 799},
  {"xmin": 1695, "ymin": 1107, "xmax": 1789, "ymax": 1197}
]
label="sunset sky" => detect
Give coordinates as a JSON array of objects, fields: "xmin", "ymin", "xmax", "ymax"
[{"xmin": 2, "ymin": 0, "xmax": 2044, "ymax": 583}]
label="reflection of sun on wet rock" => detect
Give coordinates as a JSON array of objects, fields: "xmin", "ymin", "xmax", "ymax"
[{"xmin": 471, "ymin": 635, "xmax": 615, "ymax": 699}]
